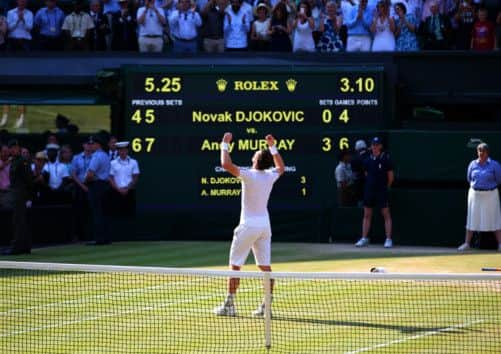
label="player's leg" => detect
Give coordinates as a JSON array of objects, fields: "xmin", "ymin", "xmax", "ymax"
[
  {"xmin": 381, "ymin": 207, "xmax": 393, "ymax": 248},
  {"xmin": 214, "ymin": 225, "xmax": 254, "ymax": 316},
  {"xmin": 14, "ymin": 105, "xmax": 26, "ymax": 129},
  {"xmin": 356, "ymin": 207, "xmax": 372, "ymax": 247},
  {"xmin": 252, "ymin": 229, "xmax": 274, "ymax": 317},
  {"xmin": 1, "ymin": 105, "xmax": 8, "ymax": 127}
]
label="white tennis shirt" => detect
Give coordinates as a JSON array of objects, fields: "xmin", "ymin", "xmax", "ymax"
[
  {"xmin": 238, "ymin": 168, "xmax": 280, "ymax": 228},
  {"xmin": 110, "ymin": 157, "xmax": 140, "ymax": 188}
]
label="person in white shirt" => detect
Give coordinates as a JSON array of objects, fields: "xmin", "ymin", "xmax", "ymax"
[
  {"xmin": 224, "ymin": 0, "xmax": 250, "ymax": 50},
  {"xmin": 292, "ymin": 1, "xmax": 315, "ymax": 52},
  {"xmin": 137, "ymin": 0, "xmax": 166, "ymax": 52},
  {"xmin": 168, "ymin": 0, "xmax": 202, "ymax": 53},
  {"xmin": 109, "ymin": 141, "xmax": 140, "ymax": 218},
  {"xmin": 62, "ymin": 0, "xmax": 95, "ymax": 50},
  {"xmin": 7, "ymin": 0, "xmax": 33, "ymax": 51},
  {"xmin": 42, "ymin": 144, "xmax": 70, "ymax": 204},
  {"xmin": 214, "ymin": 132, "xmax": 285, "ymax": 317}
]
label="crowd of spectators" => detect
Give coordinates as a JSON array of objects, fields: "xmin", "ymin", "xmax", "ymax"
[
  {"xmin": 0, "ymin": 132, "xmax": 140, "ymax": 254},
  {"xmin": 0, "ymin": 0, "xmax": 499, "ymax": 53}
]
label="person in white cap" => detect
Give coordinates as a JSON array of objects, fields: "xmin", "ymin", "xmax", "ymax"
[
  {"xmin": 109, "ymin": 141, "xmax": 140, "ymax": 218},
  {"xmin": 214, "ymin": 132, "xmax": 284, "ymax": 317},
  {"xmin": 42, "ymin": 143, "xmax": 70, "ymax": 204}
]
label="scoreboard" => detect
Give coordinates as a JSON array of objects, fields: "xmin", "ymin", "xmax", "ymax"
[{"xmin": 123, "ymin": 66, "xmax": 385, "ymax": 213}]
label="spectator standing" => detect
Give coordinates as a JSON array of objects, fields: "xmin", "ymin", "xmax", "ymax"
[
  {"xmin": 108, "ymin": 135, "xmax": 118, "ymax": 160},
  {"xmin": 458, "ymin": 143, "xmax": 501, "ymax": 252},
  {"xmin": 84, "ymin": 135, "xmax": 111, "ymax": 246},
  {"xmin": 250, "ymin": 3, "xmax": 271, "ymax": 50},
  {"xmin": 59, "ymin": 144, "xmax": 73, "ymax": 176},
  {"xmin": 421, "ymin": 0, "xmax": 444, "ymax": 22},
  {"xmin": 6, "ymin": 0, "xmax": 33, "ymax": 52},
  {"xmin": 394, "ymin": 2, "xmax": 418, "ymax": 51},
  {"xmin": 42, "ymin": 144, "xmax": 70, "ymax": 204},
  {"xmin": 224, "ymin": 0, "xmax": 250, "ymax": 51},
  {"xmin": 371, "ymin": 0, "xmax": 395, "ymax": 51},
  {"xmin": 102, "ymin": 0, "xmax": 120, "ymax": 50},
  {"xmin": 2, "ymin": 139, "xmax": 32, "ymax": 255},
  {"xmin": 89, "ymin": 0, "xmax": 111, "ymax": 51},
  {"xmin": 471, "ymin": 8, "xmax": 497, "ymax": 50},
  {"xmin": 71, "ymin": 140, "xmax": 92, "ymax": 242},
  {"xmin": 168, "ymin": 0, "xmax": 202, "ymax": 53},
  {"xmin": 421, "ymin": 1, "xmax": 450, "ymax": 49},
  {"xmin": 345, "ymin": 0, "xmax": 372, "ymax": 52},
  {"xmin": 0, "ymin": 8, "xmax": 6, "ymax": 51},
  {"xmin": 31, "ymin": 151, "xmax": 47, "ymax": 204},
  {"xmin": 201, "ymin": 0, "xmax": 226, "ymax": 53},
  {"xmin": 268, "ymin": 1, "xmax": 292, "ymax": 51},
  {"xmin": 317, "ymin": 1, "xmax": 344, "ymax": 52},
  {"xmin": 111, "ymin": 0, "xmax": 137, "ymax": 51},
  {"xmin": 109, "ymin": 141, "xmax": 140, "ymax": 218},
  {"xmin": 292, "ymin": 1, "xmax": 315, "ymax": 52},
  {"xmin": 335, "ymin": 149, "xmax": 356, "ymax": 207},
  {"xmin": 62, "ymin": 0, "xmax": 94, "ymax": 50},
  {"xmin": 307, "ymin": 0, "xmax": 322, "ymax": 44},
  {"xmin": 452, "ymin": 0, "xmax": 475, "ymax": 50},
  {"xmin": 350, "ymin": 139, "xmax": 369, "ymax": 205},
  {"xmin": 137, "ymin": 0, "xmax": 166, "ymax": 53},
  {"xmin": 355, "ymin": 137, "xmax": 394, "ymax": 249},
  {"xmin": 0, "ymin": 144, "xmax": 11, "ymax": 210},
  {"xmin": 34, "ymin": 0, "xmax": 65, "ymax": 50}
]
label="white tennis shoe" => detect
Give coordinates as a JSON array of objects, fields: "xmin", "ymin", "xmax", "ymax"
[
  {"xmin": 355, "ymin": 237, "xmax": 369, "ymax": 247},
  {"xmin": 213, "ymin": 303, "xmax": 236, "ymax": 317},
  {"xmin": 384, "ymin": 239, "xmax": 393, "ymax": 248},
  {"xmin": 457, "ymin": 243, "xmax": 470, "ymax": 252},
  {"xmin": 252, "ymin": 303, "xmax": 266, "ymax": 317}
]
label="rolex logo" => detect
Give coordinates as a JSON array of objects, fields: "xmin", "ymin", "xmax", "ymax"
[
  {"xmin": 285, "ymin": 79, "xmax": 298, "ymax": 93},
  {"xmin": 216, "ymin": 79, "xmax": 228, "ymax": 93}
]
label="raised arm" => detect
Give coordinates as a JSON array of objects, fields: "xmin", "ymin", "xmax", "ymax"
[
  {"xmin": 266, "ymin": 134, "xmax": 285, "ymax": 175},
  {"xmin": 220, "ymin": 132, "xmax": 240, "ymax": 177}
]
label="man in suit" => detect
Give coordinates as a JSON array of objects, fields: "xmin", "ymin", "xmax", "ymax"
[
  {"xmin": 111, "ymin": 0, "xmax": 137, "ymax": 51},
  {"xmin": 89, "ymin": 0, "xmax": 110, "ymax": 51},
  {"xmin": 2, "ymin": 139, "xmax": 33, "ymax": 255},
  {"xmin": 421, "ymin": 1, "xmax": 450, "ymax": 49}
]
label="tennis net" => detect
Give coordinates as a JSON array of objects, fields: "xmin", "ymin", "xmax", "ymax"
[{"xmin": 1, "ymin": 261, "xmax": 500, "ymax": 353}]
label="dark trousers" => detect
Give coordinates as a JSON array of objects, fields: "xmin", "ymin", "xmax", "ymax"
[
  {"xmin": 72, "ymin": 187, "xmax": 89, "ymax": 241},
  {"xmin": 109, "ymin": 189, "xmax": 137, "ymax": 240},
  {"xmin": 8, "ymin": 38, "xmax": 31, "ymax": 52},
  {"xmin": 38, "ymin": 35, "xmax": 64, "ymax": 51},
  {"xmin": 87, "ymin": 180, "xmax": 110, "ymax": 243},
  {"xmin": 11, "ymin": 195, "xmax": 31, "ymax": 252}
]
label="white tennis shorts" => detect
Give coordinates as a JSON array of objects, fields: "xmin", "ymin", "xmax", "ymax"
[{"xmin": 229, "ymin": 224, "xmax": 272, "ymax": 267}]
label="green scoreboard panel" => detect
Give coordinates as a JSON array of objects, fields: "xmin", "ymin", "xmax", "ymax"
[{"xmin": 123, "ymin": 66, "xmax": 384, "ymax": 213}]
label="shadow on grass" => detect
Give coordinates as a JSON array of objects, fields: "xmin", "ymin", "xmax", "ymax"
[{"xmin": 271, "ymin": 316, "xmax": 482, "ymax": 334}]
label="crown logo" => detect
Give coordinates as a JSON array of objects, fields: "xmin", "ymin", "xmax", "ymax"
[
  {"xmin": 285, "ymin": 79, "xmax": 298, "ymax": 93},
  {"xmin": 216, "ymin": 79, "xmax": 228, "ymax": 93}
]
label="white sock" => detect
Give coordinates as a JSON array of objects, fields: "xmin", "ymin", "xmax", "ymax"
[
  {"xmin": 1, "ymin": 113, "xmax": 7, "ymax": 120},
  {"xmin": 18, "ymin": 113, "xmax": 24, "ymax": 120}
]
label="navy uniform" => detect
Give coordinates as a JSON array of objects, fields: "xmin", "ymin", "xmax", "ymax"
[
  {"xmin": 363, "ymin": 150, "xmax": 393, "ymax": 209},
  {"xmin": 4, "ymin": 140, "xmax": 33, "ymax": 255},
  {"xmin": 85, "ymin": 136, "xmax": 111, "ymax": 245}
]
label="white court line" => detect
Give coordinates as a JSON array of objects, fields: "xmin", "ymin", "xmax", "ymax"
[
  {"xmin": 0, "ymin": 287, "xmax": 260, "ymax": 338},
  {"xmin": 344, "ymin": 319, "xmax": 485, "ymax": 354},
  {"xmin": 0, "ymin": 278, "xmax": 204, "ymax": 316}
]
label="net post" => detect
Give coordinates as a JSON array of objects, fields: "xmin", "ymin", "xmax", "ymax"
[{"xmin": 263, "ymin": 271, "xmax": 272, "ymax": 350}]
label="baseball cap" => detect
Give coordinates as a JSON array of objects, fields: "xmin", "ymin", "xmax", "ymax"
[{"xmin": 371, "ymin": 137, "xmax": 382, "ymax": 145}]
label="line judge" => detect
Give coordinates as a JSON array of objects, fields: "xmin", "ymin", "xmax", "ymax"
[{"xmin": 214, "ymin": 132, "xmax": 285, "ymax": 317}]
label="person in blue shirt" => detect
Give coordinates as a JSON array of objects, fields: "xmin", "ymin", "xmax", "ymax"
[
  {"xmin": 84, "ymin": 135, "xmax": 111, "ymax": 245},
  {"xmin": 355, "ymin": 137, "xmax": 394, "ymax": 248},
  {"xmin": 34, "ymin": 0, "xmax": 65, "ymax": 50},
  {"xmin": 458, "ymin": 143, "xmax": 501, "ymax": 252},
  {"xmin": 71, "ymin": 139, "xmax": 93, "ymax": 242},
  {"xmin": 344, "ymin": 0, "xmax": 373, "ymax": 52}
]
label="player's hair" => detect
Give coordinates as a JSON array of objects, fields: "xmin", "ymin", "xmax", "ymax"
[{"xmin": 256, "ymin": 149, "xmax": 274, "ymax": 170}]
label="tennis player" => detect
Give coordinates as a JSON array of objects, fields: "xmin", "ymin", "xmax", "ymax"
[{"xmin": 214, "ymin": 132, "xmax": 285, "ymax": 317}]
